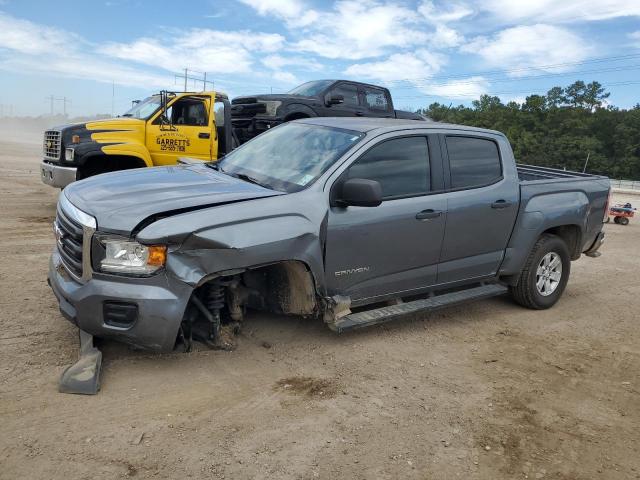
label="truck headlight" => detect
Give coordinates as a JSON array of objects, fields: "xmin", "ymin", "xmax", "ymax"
[
  {"xmin": 259, "ymin": 100, "xmax": 281, "ymax": 116},
  {"xmin": 100, "ymin": 239, "xmax": 166, "ymax": 274},
  {"xmin": 65, "ymin": 148, "xmax": 75, "ymax": 161}
]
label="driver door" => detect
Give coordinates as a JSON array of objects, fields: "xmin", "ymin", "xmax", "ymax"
[
  {"xmin": 324, "ymin": 134, "xmax": 447, "ymax": 303},
  {"xmin": 146, "ymin": 95, "xmax": 214, "ymax": 165},
  {"xmin": 321, "ymin": 82, "xmax": 365, "ymax": 117}
]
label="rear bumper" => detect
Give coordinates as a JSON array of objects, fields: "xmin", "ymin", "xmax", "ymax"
[
  {"xmin": 41, "ymin": 160, "xmax": 77, "ymax": 188},
  {"xmin": 584, "ymin": 231, "xmax": 605, "ymax": 257},
  {"xmin": 48, "ymin": 248, "xmax": 192, "ymax": 352}
]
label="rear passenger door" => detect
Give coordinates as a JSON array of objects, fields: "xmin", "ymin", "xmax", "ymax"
[
  {"xmin": 360, "ymin": 86, "xmax": 394, "ymax": 118},
  {"xmin": 437, "ymin": 135, "xmax": 519, "ymax": 284},
  {"xmin": 325, "ymin": 134, "xmax": 446, "ymax": 303}
]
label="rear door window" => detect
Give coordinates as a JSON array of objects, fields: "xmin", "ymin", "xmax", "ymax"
[
  {"xmin": 446, "ymin": 136, "xmax": 502, "ymax": 189},
  {"xmin": 346, "ymin": 136, "xmax": 430, "ymax": 199},
  {"xmin": 363, "ymin": 87, "xmax": 390, "ymax": 111}
]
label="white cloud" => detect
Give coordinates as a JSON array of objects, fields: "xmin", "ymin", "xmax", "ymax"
[
  {"xmin": 461, "ymin": 24, "xmax": 592, "ymax": 75},
  {"xmin": 345, "ymin": 50, "xmax": 444, "ymax": 83},
  {"xmin": 0, "ymin": 12, "xmax": 82, "ymax": 55},
  {"xmin": 101, "ymin": 29, "xmax": 284, "ymax": 74},
  {"xmin": 418, "ymin": 1, "xmax": 474, "ymax": 23},
  {"xmin": 238, "ymin": 0, "xmax": 319, "ymax": 27},
  {"xmin": 271, "ymin": 71, "xmax": 299, "ymax": 84},
  {"xmin": 475, "ymin": 0, "xmax": 640, "ymax": 23},
  {"xmin": 418, "ymin": 76, "xmax": 489, "ymax": 99},
  {"xmin": 293, "ymin": 1, "xmax": 429, "ymax": 60},
  {"xmin": 630, "ymin": 31, "xmax": 640, "ymax": 47},
  {"xmin": 261, "ymin": 54, "xmax": 322, "ymax": 71}
]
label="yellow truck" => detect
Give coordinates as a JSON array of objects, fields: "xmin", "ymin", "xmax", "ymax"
[{"xmin": 41, "ymin": 91, "xmax": 234, "ymax": 188}]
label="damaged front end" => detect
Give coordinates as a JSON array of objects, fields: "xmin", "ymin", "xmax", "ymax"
[{"xmin": 177, "ymin": 261, "xmax": 320, "ymax": 352}]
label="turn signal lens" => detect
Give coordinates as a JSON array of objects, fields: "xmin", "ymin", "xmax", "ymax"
[
  {"xmin": 71, "ymin": 135, "xmax": 80, "ymax": 144},
  {"xmin": 147, "ymin": 245, "xmax": 167, "ymax": 267}
]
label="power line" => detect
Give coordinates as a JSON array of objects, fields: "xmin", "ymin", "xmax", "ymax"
[
  {"xmin": 391, "ymin": 64, "xmax": 640, "ymax": 90},
  {"xmin": 383, "ymin": 53, "xmax": 640, "ymax": 85},
  {"xmin": 393, "ymin": 80, "xmax": 640, "ymax": 101}
]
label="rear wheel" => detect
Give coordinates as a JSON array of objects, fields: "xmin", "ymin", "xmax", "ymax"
[
  {"xmin": 510, "ymin": 234, "xmax": 571, "ymax": 310},
  {"xmin": 614, "ymin": 216, "xmax": 621, "ymax": 224},
  {"xmin": 619, "ymin": 216, "xmax": 629, "ymax": 226}
]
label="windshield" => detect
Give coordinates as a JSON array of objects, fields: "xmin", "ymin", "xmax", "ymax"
[
  {"xmin": 217, "ymin": 123, "xmax": 364, "ymax": 193},
  {"xmin": 288, "ymin": 80, "xmax": 334, "ymax": 97},
  {"xmin": 121, "ymin": 95, "xmax": 162, "ymax": 119}
]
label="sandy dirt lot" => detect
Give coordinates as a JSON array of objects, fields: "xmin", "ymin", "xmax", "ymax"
[{"xmin": 1, "ymin": 127, "xmax": 639, "ymax": 480}]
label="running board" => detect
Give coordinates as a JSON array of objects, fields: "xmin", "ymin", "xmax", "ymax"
[{"xmin": 328, "ymin": 284, "xmax": 508, "ymax": 333}]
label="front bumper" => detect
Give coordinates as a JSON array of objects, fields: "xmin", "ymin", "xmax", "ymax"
[
  {"xmin": 48, "ymin": 248, "xmax": 193, "ymax": 352},
  {"xmin": 41, "ymin": 160, "xmax": 77, "ymax": 188},
  {"xmin": 231, "ymin": 116, "xmax": 282, "ymax": 142}
]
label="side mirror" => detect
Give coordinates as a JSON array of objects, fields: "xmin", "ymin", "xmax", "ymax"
[
  {"xmin": 326, "ymin": 94, "xmax": 344, "ymax": 106},
  {"xmin": 338, "ymin": 178, "xmax": 382, "ymax": 207}
]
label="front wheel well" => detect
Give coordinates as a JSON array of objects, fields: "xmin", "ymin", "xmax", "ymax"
[
  {"xmin": 77, "ymin": 155, "xmax": 147, "ymax": 180},
  {"xmin": 284, "ymin": 112, "xmax": 310, "ymax": 122}
]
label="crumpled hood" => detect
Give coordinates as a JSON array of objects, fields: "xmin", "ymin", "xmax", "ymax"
[{"xmin": 64, "ymin": 163, "xmax": 283, "ymax": 235}]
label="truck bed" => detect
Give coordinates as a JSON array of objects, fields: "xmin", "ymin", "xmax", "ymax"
[{"xmin": 517, "ymin": 164, "xmax": 605, "ymax": 184}]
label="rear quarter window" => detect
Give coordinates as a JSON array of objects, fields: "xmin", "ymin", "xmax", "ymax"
[{"xmin": 446, "ymin": 136, "xmax": 502, "ymax": 189}]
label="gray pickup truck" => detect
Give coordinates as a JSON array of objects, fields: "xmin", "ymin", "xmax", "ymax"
[{"xmin": 48, "ymin": 118, "xmax": 609, "ymax": 354}]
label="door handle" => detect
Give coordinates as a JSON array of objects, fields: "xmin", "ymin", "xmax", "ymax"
[
  {"xmin": 199, "ymin": 132, "xmax": 210, "ymax": 139},
  {"xmin": 491, "ymin": 199, "xmax": 512, "ymax": 209},
  {"xmin": 354, "ymin": 111, "xmax": 365, "ymax": 116},
  {"xmin": 416, "ymin": 209, "xmax": 442, "ymax": 220}
]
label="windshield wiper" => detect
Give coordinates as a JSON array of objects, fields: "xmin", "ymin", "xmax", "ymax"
[
  {"xmin": 234, "ymin": 172, "xmax": 267, "ymax": 188},
  {"xmin": 121, "ymin": 113, "xmax": 133, "ymax": 117}
]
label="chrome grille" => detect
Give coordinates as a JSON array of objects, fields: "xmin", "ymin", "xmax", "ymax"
[
  {"xmin": 43, "ymin": 130, "xmax": 61, "ymax": 160},
  {"xmin": 55, "ymin": 206, "xmax": 84, "ymax": 279}
]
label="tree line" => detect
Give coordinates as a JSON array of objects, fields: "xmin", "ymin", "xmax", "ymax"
[{"xmin": 418, "ymin": 81, "xmax": 640, "ymax": 180}]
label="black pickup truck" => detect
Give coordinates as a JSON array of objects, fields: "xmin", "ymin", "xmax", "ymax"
[{"xmin": 231, "ymin": 79, "xmax": 424, "ymax": 143}]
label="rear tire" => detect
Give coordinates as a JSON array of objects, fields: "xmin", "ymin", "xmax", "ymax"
[
  {"xmin": 510, "ymin": 234, "xmax": 571, "ymax": 310},
  {"xmin": 614, "ymin": 216, "xmax": 621, "ymax": 224},
  {"xmin": 619, "ymin": 217, "xmax": 629, "ymax": 226}
]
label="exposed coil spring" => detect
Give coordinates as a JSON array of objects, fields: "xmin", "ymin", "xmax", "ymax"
[{"xmin": 206, "ymin": 282, "xmax": 225, "ymax": 320}]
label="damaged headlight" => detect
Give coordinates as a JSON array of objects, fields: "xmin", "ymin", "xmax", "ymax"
[
  {"xmin": 100, "ymin": 239, "xmax": 166, "ymax": 275},
  {"xmin": 259, "ymin": 100, "xmax": 281, "ymax": 116}
]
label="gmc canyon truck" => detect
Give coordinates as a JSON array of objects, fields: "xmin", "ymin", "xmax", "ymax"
[
  {"xmin": 49, "ymin": 118, "xmax": 609, "ymax": 359},
  {"xmin": 231, "ymin": 79, "xmax": 425, "ymax": 143}
]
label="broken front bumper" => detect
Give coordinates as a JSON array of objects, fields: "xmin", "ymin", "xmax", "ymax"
[
  {"xmin": 41, "ymin": 160, "xmax": 77, "ymax": 188},
  {"xmin": 48, "ymin": 248, "xmax": 193, "ymax": 352}
]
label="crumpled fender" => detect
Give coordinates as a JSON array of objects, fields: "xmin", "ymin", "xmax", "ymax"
[{"xmin": 136, "ymin": 192, "xmax": 328, "ymax": 294}]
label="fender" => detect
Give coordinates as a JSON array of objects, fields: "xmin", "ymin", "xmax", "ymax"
[
  {"xmin": 280, "ymin": 103, "xmax": 319, "ymax": 119},
  {"xmin": 135, "ymin": 192, "xmax": 328, "ymax": 296},
  {"xmin": 499, "ymin": 190, "xmax": 589, "ymax": 276}
]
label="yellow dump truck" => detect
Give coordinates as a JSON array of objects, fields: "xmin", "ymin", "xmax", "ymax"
[{"xmin": 41, "ymin": 91, "xmax": 234, "ymax": 188}]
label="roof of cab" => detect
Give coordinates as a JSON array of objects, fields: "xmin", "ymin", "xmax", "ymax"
[{"xmin": 295, "ymin": 117, "xmax": 505, "ymax": 138}]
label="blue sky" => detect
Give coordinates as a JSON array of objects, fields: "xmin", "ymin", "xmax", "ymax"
[{"xmin": 0, "ymin": 0, "xmax": 639, "ymax": 116}]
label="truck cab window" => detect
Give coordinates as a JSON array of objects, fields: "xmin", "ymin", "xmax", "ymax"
[
  {"xmin": 161, "ymin": 98, "xmax": 208, "ymax": 126},
  {"xmin": 328, "ymin": 83, "xmax": 360, "ymax": 106},
  {"xmin": 346, "ymin": 137, "xmax": 430, "ymax": 199},
  {"xmin": 446, "ymin": 136, "xmax": 502, "ymax": 189},
  {"xmin": 363, "ymin": 87, "xmax": 389, "ymax": 111}
]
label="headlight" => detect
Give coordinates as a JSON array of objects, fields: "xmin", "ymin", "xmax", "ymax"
[
  {"xmin": 100, "ymin": 239, "xmax": 166, "ymax": 274},
  {"xmin": 65, "ymin": 148, "xmax": 75, "ymax": 161},
  {"xmin": 259, "ymin": 100, "xmax": 281, "ymax": 116}
]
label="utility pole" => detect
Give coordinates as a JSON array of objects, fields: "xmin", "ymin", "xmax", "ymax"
[
  {"xmin": 175, "ymin": 68, "xmax": 215, "ymax": 92},
  {"xmin": 45, "ymin": 95, "xmax": 55, "ymax": 115},
  {"xmin": 56, "ymin": 97, "xmax": 71, "ymax": 116}
]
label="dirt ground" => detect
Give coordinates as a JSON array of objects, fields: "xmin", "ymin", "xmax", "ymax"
[{"xmin": 1, "ymin": 126, "xmax": 639, "ymax": 480}]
